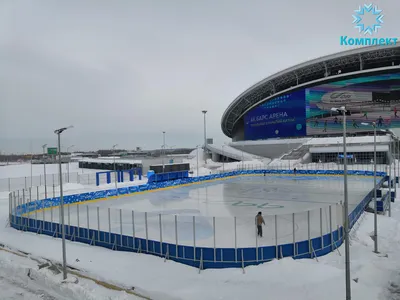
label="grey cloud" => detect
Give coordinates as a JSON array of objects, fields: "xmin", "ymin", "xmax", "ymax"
[{"xmin": 1, "ymin": 0, "xmax": 399, "ymax": 153}]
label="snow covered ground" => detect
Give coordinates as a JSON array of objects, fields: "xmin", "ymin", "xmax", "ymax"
[
  {"xmin": 0, "ymin": 162, "xmax": 97, "ymax": 179},
  {"xmin": 1, "ymin": 161, "xmax": 400, "ymax": 299},
  {"xmin": 0, "ymin": 248, "xmax": 141, "ymax": 300}
]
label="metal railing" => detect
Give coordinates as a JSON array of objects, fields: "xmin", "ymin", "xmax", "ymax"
[
  {"xmin": 2, "ymin": 162, "xmax": 388, "ymax": 192},
  {"xmin": 0, "ymin": 172, "xmax": 101, "ymax": 192}
]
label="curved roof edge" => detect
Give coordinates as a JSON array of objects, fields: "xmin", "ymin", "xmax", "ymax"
[{"xmin": 221, "ymin": 44, "xmax": 400, "ymax": 138}]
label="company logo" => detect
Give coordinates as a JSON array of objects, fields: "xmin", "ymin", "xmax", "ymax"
[
  {"xmin": 340, "ymin": 4, "xmax": 397, "ymax": 46},
  {"xmin": 319, "ymin": 91, "xmax": 373, "ymax": 110},
  {"xmin": 330, "ymin": 92, "xmax": 352, "ymax": 100},
  {"xmin": 352, "ymin": 4, "xmax": 383, "ymax": 35}
]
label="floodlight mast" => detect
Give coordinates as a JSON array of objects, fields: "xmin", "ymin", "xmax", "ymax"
[
  {"xmin": 54, "ymin": 125, "xmax": 73, "ymax": 280},
  {"xmin": 331, "ymin": 107, "xmax": 351, "ymax": 300},
  {"xmin": 361, "ymin": 122, "xmax": 378, "ymax": 253}
]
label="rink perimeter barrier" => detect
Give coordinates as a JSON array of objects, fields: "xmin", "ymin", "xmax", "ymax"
[{"xmin": 9, "ymin": 169, "xmax": 387, "ymax": 269}]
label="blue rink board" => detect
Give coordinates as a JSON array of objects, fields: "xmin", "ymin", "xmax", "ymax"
[{"xmin": 10, "ymin": 169, "xmax": 387, "ymax": 269}]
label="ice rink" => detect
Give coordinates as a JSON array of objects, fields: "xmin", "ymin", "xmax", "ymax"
[{"xmin": 33, "ymin": 174, "xmax": 375, "ymax": 248}]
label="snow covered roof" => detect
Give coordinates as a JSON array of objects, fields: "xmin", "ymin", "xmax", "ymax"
[
  {"xmin": 309, "ymin": 144, "xmax": 389, "ymax": 153},
  {"xmin": 231, "ymin": 138, "xmax": 311, "ymax": 146},
  {"xmin": 305, "ymin": 135, "xmax": 391, "ymax": 146},
  {"xmin": 206, "ymin": 143, "xmax": 260, "ymax": 161},
  {"xmin": 79, "ymin": 158, "xmax": 142, "ymax": 164}
]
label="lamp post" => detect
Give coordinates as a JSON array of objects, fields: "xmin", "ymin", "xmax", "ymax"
[
  {"xmin": 196, "ymin": 145, "xmax": 201, "ymax": 176},
  {"xmin": 66, "ymin": 145, "xmax": 75, "ymax": 183},
  {"xmin": 380, "ymin": 129, "xmax": 395, "ymax": 218},
  {"xmin": 389, "ymin": 136, "xmax": 393, "ymax": 218},
  {"xmin": 202, "ymin": 110, "xmax": 207, "ymax": 164},
  {"xmin": 332, "ymin": 107, "xmax": 351, "ymax": 300},
  {"xmin": 54, "ymin": 125, "xmax": 73, "ymax": 280},
  {"xmin": 361, "ymin": 122, "xmax": 378, "ymax": 253},
  {"xmin": 42, "ymin": 144, "xmax": 48, "ymax": 199},
  {"xmin": 112, "ymin": 144, "xmax": 118, "ymax": 194},
  {"xmin": 162, "ymin": 131, "xmax": 166, "ymax": 172},
  {"xmin": 389, "ymin": 157, "xmax": 392, "ymax": 218}
]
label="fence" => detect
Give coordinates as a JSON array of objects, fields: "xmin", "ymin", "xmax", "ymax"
[
  {"xmin": 0, "ymin": 172, "xmax": 101, "ymax": 192},
  {"xmin": 9, "ymin": 169, "xmax": 387, "ymax": 269},
  {"xmin": 1, "ymin": 162, "xmax": 389, "ymax": 192}
]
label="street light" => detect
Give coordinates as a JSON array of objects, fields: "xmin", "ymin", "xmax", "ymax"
[
  {"xmin": 331, "ymin": 107, "xmax": 351, "ymax": 300},
  {"xmin": 380, "ymin": 129, "xmax": 395, "ymax": 218},
  {"xmin": 66, "ymin": 145, "xmax": 75, "ymax": 183},
  {"xmin": 112, "ymin": 144, "xmax": 118, "ymax": 194},
  {"xmin": 54, "ymin": 125, "xmax": 73, "ymax": 280},
  {"xmin": 42, "ymin": 144, "xmax": 48, "ymax": 199},
  {"xmin": 202, "ymin": 110, "xmax": 207, "ymax": 164},
  {"xmin": 386, "ymin": 131, "xmax": 393, "ymax": 218},
  {"xmin": 361, "ymin": 122, "xmax": 378, "ymax": 253},
  {"xmin": 196, "ymin": 144, "xmax": 201, "ymax": 176}
]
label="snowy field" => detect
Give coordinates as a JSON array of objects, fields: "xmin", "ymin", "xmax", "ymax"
[{"xmin": 0, "ymin": 162, "xmax": 101, "ymax": 191}]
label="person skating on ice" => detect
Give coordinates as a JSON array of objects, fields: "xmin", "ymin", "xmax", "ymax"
[
  {"xmin": 334, "ymin": 116, "xmax": 338, "ymax": 124},
  {"xmin": 255, "ymin": 211, "xmax": 265, "ymax": 237},
  {"xmin": 377, "ymin": 116, "xmax": 384, "ymax": 127}
]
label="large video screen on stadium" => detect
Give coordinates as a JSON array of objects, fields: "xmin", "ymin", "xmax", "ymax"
[
  {"xmin": 306, "ymin": 73, "xmax": 400, "ymax": 135},
  {"xmin": 243, "ymin": 72, "xmax": 400, "ymax": 140},
  {"xmin": 244, "ymin": 90, "xmax": 307, "ymax": 140}
]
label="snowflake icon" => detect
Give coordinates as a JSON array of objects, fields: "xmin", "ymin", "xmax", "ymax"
[{"xmin": 352, "ymin": 4, "xmax": 384, "ymax": 35}]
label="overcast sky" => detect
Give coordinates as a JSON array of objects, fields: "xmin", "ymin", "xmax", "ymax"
[{"xmin": 1, "ymin": 0, "xmax": 399, "ymax": 153}]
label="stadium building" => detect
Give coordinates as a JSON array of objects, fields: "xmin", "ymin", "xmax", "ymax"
[{"xmin": 215, "ymin": 45, "xmax": 400, "ymax": 164}]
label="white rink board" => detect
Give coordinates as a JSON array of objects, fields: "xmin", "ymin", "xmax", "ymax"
[{"xmin": 37, "ymin": 175, "xmax": 375, "ymax": 248}]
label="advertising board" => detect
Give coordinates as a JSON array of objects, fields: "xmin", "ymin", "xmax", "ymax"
[
  {"xmin": 244, "ymin": 90, "xmax": 306, "ymax": 140},
  {"xmin": 243, "ymin": 72, "xmax": 400, "ymax": 139}
]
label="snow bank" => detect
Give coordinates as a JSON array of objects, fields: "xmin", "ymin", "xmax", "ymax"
[
  {"xmin": 2, "ymin": 186, "xmax": 400, "ymax": 299},
  {"xmin": 0, "ymin": 162, "xmax": 97, "ymax": 179},
  {"xmin": 0, "ymin": 248, "xmax": 137, "ymax": 299}
]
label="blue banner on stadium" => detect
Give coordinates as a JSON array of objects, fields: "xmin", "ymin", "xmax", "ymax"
[{"xmin": 244, "ymin": 90, "xmax": 306, "ymax": 140}]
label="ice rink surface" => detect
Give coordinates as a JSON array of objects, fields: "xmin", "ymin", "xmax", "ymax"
[
  {"xmin": 101, "ymin": 174, "xmax": 374, "ymax": 216},
  {"xmin": 36, "ymin": 175, "xmax": 375, "ymax": 248}
]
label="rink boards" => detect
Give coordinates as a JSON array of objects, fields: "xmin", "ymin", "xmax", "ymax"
[
  {"xmin": 27, "ymin": 174, "xmax": 375, "ymax": 248},
  {"xmin": 10, "ymin": 170, "xmax": 386, "ymax": 268}
]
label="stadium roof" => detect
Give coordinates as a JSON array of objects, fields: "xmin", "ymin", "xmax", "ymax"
[{"xmin": 221, "ymin": 44, "xmax": 400, "ymax": 138}]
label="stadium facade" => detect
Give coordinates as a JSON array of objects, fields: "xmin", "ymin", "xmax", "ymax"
[{"xmin": 221, "ymin": 45, "xmax": 400, "ymax": 142}]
